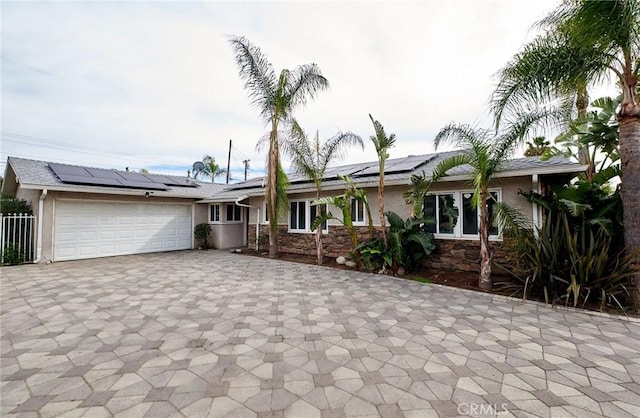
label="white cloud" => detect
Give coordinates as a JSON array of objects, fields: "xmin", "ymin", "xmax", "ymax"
[{"xmin": 2, "ymin": 0, "xmax": 587, "ymax": 180}]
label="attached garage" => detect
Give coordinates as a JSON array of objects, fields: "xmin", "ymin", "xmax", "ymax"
[{"xmin": 54, "ymin": 200, "xmax": 192, "ymax": 261}]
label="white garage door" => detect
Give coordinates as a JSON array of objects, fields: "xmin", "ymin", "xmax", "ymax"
[{"xmin": 54, "ymin": 200, "xmax": 192, "ymax": 261}]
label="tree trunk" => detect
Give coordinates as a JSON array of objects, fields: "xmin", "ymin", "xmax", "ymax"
[
  {"xmin": 379, "ymin": 168, "xmax": 386, "ymax": 241},
  {"xmin": 267, "ymin": 127, "xmax": 279, "ymax": 258},
  {"xmin": 618, "ymin": 115, "xmax": 640, "ymax": 307},
  {"xmin": 478, "ymin": 190, "xmax": 493, "ymax": 291},
  {"xmin": 316, "ymin": 190, "xmax": 323, "ymax": 265}
]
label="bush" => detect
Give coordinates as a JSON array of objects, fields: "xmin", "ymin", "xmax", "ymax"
[
  {"xmin": 502, "ymin": 211, "xmax": 638, "ymax": 311},
  {"xmin": 0, "ymin": 196, "xmax": 32, "ymax": 215},
  {"xmin": 194, "ymin": 223, "xmax": 212, "ymax": 249},
  {"xmin": 354, "ymin": 212, "xmax": 437, "ymax": 274},
  {"xmin": 1, "ymin": 243, "xmax": 26, "ymax": 266}
]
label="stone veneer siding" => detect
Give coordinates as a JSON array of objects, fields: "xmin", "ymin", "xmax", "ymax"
[{"xmin": 247, "ymin": 224, "xmax": 510, "ymax": 272}]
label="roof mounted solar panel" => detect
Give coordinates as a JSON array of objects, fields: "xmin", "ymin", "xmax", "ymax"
[
  {"xmin": 121, "ymin": 180, "xmax": 168, "ymax": 190},
  {"xmin": 53, "ymin": 173, "xmax": 125, "ymax": 187}
]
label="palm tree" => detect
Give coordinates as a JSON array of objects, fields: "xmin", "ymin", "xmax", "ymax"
[
  {"xmin": 286, "ymin": 123, "xmax": 363, "ymax": 264},
  {"xmin": 433, "ymin": 116, "xmax": 543, "ymax": 291},
  {"xmin": 492, "ymin": 0, "xmax": 640, "ymax": 302},
  {"xmin": 229, "ymin": 35, "xmax": 329, "ymax": 258},
  {"xmin": 524, "ymin": 136, "xmax": 551, "ymax": 157},
  {"xmin": 368, "ymin": 114, "xmax": 396, "ymax": 241},
  {"xmin": 192, "ymin": 155, "xmax": 226, "ymax": 183}
]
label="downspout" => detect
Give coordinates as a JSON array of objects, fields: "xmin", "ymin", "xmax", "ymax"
[
  {"xmin": 531, "ymin": 174, "xmax": 540, "ymax": 235},
  {"xmin": 234, "ymin": 198, "xmax": 258, "ymax": 250},
  {"xmin": 34, "ymin": 188, "xmax": 47, "ymax": 263}
]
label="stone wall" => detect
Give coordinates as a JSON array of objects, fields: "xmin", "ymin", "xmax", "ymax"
[
  {"xmin": 248, "ymin": 224, "xmax": 379, "ymax": 257},
  {"xmin": 422, "ymin": 239, "xmax": 509, "ymax": 273},
  {"xmin": 248, "ymin": 224, "xmax": 511, "ymax": 272}
]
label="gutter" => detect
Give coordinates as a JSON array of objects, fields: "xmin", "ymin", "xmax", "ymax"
[{"xmin": 34, "ymin": 188, "xmax": 47, "ymax": 263}]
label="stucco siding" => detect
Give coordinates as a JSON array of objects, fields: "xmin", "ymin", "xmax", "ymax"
[{"xmin": 36, "ymin": 190, "xmax": 197, "ymax": 262}]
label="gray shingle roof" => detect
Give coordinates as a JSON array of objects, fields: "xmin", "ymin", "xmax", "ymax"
[
  {"xmin": 6, "ymin": 157, "xmax": 225, "ymax": 199},
  {"xmin": 202, "ymin": 150, "xmax": 584, "ymax": 202}
]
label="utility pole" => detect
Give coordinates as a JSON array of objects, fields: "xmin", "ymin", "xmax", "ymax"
[
  {"xmin": 226, "ymin": 139, "xmax": 232, "ymax": 184},
  {"xmin": 243, "ymin": 159, "xmax": 250, "ymax": 181}
]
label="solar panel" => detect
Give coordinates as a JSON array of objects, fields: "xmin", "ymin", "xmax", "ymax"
[
  {"xmin": 49, "ymin": 163, "xmax": 91, "ymax": 177},
  {"xmin": 118, "ymin": 171, "xmax": 155, "ymax": 183},
  {"xmin": 121, "ymin": 180, "xmax": 168, "ymax": 190},
  {"xmin": 49, "ymin": 163, "xmax": 170, "ymax": 191},
  {"xmin": 54, "ymin": 174, "xmax": 125, "ymax": 187},
  {"xmin": 85, "ymin": 167, "xmax": 122, "ymax": 180}
]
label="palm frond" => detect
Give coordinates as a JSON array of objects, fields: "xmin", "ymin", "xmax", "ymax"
[
  {"xmin": 430, "ymin": 154, "xmax": 472, "ymax": 181},
  {"xmin": 228, "ymin": 35, "xmax": 277, "ymax": 123},
  {"xmin": 286, "ymin": 64, "xmax": 329, "ymax": 112}
]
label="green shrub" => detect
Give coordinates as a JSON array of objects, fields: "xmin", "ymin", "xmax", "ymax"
[
  {"xmin": 1, "ymin": 243, "xmax": 26, "ymax": 266},
  {"xmin": 354, "ymin": 212, "xmax": 437, "ymax": 274},
  {"xmin": 0, "ymin": 196, "xmax": 32, "ymax": 215},
  {"xmin": 502, "ymin": 211, "xmax": 637, "ymax": 311},
  {"xmin": 193, "ymin": 223, "xmax": 212, "ymax": 249}
]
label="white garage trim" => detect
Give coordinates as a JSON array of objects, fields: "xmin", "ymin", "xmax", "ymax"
[{"xmin": 53, "ymin": 199, "xmax": 193, "ymax": 261}]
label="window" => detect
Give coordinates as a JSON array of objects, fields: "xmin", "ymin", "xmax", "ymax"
[
  {"xmin": 351, "ymin": 198, "xmax": 366, "ymax": 225},
  {"xmin": 262, "ymin": 201, "xmax": 269, "ymax": 223},
  {"xmin": 290, "ymin": 201, "xmax": 306, "ymax": 231},
  {"xmin": 423, "ymin": 190, "xmax": 500, "ymax": 238},
  {"xmin": 289, "ymin": 200, "xmax": 328, "ymax": 233},
  {"xmin": 226, "ymin": 203, "xmax": 242, "ymax": 222},
  {"xmin": 210, "ymin": 204, "xmax": 220, "ymax": 223}
]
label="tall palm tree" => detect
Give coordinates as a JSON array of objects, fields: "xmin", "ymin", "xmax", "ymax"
[
  {"xmin": 193, "ymin": 155, "xmax": 226, "ymax": 183},
  {"xmin": 286, "ymin": 123, "xmax": 363, "ymax": 264},
  {"xmin": 433, "ymin": 115, "xmax": 545, "ymax": 291},
  {"xmin": 229, "ymin": 35, "xmax": 329, "ymax": 258},
  {"xmin": 491, "ymin": 0, "xmax": 640, "ymax": 302},
  {"xmin": 368, "ymin": 114, "xmax": 396, "ymax": 241}
]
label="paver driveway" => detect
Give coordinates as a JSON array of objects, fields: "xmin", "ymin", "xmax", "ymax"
[{"xmin": 1, "ymin": 250, "xmax": 639, "ymax": 418}]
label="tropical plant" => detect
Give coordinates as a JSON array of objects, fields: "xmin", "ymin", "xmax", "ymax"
[
  {"xmin": 193, "ymin": 155, "xmax": 226, "ymax": 183},
  {"xmin": 194, "ymin": 223, "xmax": 212, "ymax": 249},
  {"xmin": 552, "ymin": 96, "xmax": 621, "ymax": 182},
  {"xmin": 368, "ymin": 114, "xmax": 396, "ymax": 241},
  {"xmin": 312, "ymin": 175, "xmax": 372, "ymax": 262},
  {"xmin": 354, "ymin": 211, "xmax": 436, "ymax": 274},
  {"xmin": 285, "ymin": 123, "xmax": 363, "ymax": 265},
  {"xmin": 386, "ymin": 211, "xmax": 437, "ymax": 272},
  {"xmin": 524, "ymin": 136, "xmax": 551, "ymax": 157},
  {"xmin": 433, "ymin": 116, "xmax": 543, "ymax": 291},
  {"xmin": 501, "ymin": 208, "xmax": 637, "ymax": 312},
  {"xmin": 229, "ymin": 35, "xmax": 329, "ymax": 258},
  {"xmin": 403, "ymin": 171, "xmax": 433, "ymax": 218},
  {"xmin": 492, "ymin": 0, "xmax": 640, "ymax": 303}
]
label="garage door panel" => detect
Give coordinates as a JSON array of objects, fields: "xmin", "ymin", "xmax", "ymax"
[{"xmin": 54, "ymin": 201, "xmax": 192, "ymax": 261}]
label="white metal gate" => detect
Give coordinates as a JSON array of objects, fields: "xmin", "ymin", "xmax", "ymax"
[{"xmin": 0, "ymin": 213, "xmax": 36, "ymax": 265}]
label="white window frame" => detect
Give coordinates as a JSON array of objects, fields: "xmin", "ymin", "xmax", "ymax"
[
  {"xmin": 209, "ymin": 204, "xmax": 221, "ymax": 223},
  {"xmin": 350, "ymin": 198, "xmax": 366, "ymax": 226},
  {"xmin": 288, "ymin": 199, "xmax": 328, "ymax": 234},
  {"xmin": 425, "ymin": 189, "xmax": 502, "ymax": 240},
  {"xmin": 225, "ymin": 203, "xmax": 242, "ymax": 223},
  {"xmin": 262, "ymin": 201, "xmax": 269, "ymax": 224}
]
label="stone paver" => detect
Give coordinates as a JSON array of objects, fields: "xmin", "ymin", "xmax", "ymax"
[{"xmin": 2, "ymin": 250, "xmax": 640, "ymax": 417}]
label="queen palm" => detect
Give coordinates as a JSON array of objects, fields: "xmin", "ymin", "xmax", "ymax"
[
  {"xmin": 433, "ymin": 114, "xmax": 545, "ymax": 291},
  {"xmin": 193, "ymin": 155, "xmax": 226, "ymax": 183},
  {"xmin": 369, "ymin": 114, "xmax": 396, "ymax": 241},
  {"xmin": 287, "ymin": 124, "xmax": 364, "ymax": 264},
  {"xmin": 491, "ymin": 0, "xmax": 640, "ymax": 302},
  {"xmin": 229, "ymin": 36, "xmax": 329, "ymax": 258}
]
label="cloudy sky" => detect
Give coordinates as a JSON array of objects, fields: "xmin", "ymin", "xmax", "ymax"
[{"xmin": 1, "ymin": 0, "xmax": 567, "ymax": 182}]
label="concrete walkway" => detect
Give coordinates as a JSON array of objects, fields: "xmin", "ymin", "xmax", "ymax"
[{"xmin": 1, "ymin": 250, "xmax": 639, "ymax": 417}]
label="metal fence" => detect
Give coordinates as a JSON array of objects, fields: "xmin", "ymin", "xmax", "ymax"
[{"xmin": 1, "ymin": 213, "xmax": 36, "ymax": 265}]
